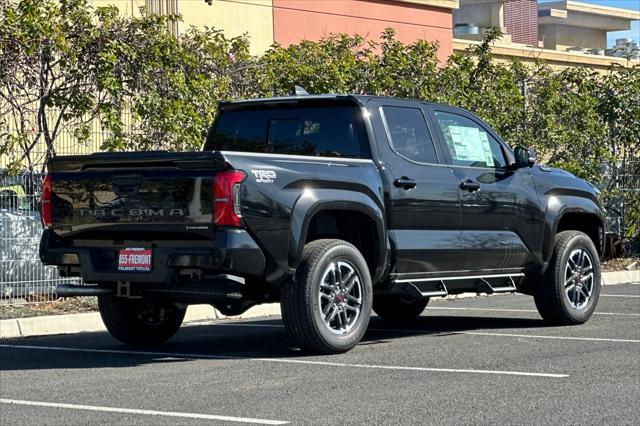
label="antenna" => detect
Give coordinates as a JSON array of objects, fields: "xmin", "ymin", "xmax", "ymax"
[{"xmin": 292, "ymin": 85, "xmax": 309, "ymax": 96}]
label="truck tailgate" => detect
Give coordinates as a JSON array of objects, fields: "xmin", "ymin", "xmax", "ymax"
[{"xmin": 48, "ymin": 151, "xmax": 225, "ymax": 239}]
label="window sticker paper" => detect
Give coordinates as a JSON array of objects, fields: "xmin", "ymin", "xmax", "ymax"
[{"xmin": 446, "ymin": 125, "xmax": 494, "ymax": 167}]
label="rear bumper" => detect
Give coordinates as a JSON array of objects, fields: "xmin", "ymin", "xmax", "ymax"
[{"xmin": 39, "ymin": 228, "xmax": 266, "ymax": 284}]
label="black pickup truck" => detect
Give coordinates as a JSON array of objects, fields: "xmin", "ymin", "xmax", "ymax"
[{"xmin": 40, "ymin": 94, "xmax": 605, "ymax": 354}]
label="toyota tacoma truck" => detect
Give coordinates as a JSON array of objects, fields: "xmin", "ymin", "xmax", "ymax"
[{"xmin": 40, "ymin": 94, "xmax": 605, "ymax": 354}]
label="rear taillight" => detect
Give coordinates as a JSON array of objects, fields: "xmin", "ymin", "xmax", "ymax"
[
  {"xmin": 213, "ymin": 171, "xmax": 246, "ymax": 227},
  {"xmin": 41, "ymin": 175, "xmax": 52, "ymax": 228}
]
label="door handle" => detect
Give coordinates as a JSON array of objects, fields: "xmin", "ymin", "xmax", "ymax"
[
  {"xmin": 394, "ymin": 177, "xmax": 416, "ymax": 190},
  {"xmin": 459, "ymin": 179, "xmax": 480, "ymax": 192}
]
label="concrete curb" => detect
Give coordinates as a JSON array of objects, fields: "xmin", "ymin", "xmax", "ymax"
[
  {"xmin": 602, "ymin": 270, "xmax": 640, "ymax": 286},
  {"xmin": 1, "ymin": 271, "xmax": 637, "ymax": 340}
]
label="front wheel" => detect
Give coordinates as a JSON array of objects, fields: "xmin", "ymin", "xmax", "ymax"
[
  {"xmin": 534, "ymin": 231, "xmax": 601, "ymax": 325},
  {"xmin": 98, "ymin": 296, "xmax": 186, "ymax": 345},
  {"xmin": 281, "ymin": 239, "xmax": 372, "ymax": 354}
]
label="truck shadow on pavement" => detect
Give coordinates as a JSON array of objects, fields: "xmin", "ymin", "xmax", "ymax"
[{"xmin": 0, "ymin": 314, "xmax": 548, "ymax": 372}]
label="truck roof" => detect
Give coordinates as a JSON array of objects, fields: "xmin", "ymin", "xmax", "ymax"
[{"xmin": 219, "ymin": 94, "xmax": 438, "ymax": 109}]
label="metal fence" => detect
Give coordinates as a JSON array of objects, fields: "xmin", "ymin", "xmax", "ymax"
[
  {"xmin": 602, "ymin": 160, "xmax": 640, "ymax": 245},
  {"xmin": 1, "ymin": 111, "xmax": 124, "ymax": 305},
  {"xmin": 0, "ymin": 116, "xmax": 104, "ymax": 305},
  {"xmin": 0, "ymin": 98, "xmax": 145, "ymax": 305},
  {"xmin": 0, "ymin": 172, "xmax": 82, "ymax": 304}
]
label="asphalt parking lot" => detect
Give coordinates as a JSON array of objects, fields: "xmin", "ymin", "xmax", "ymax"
[{"xmin": 1, "ymin": 283, "xmax": 638, "ymax": 425}]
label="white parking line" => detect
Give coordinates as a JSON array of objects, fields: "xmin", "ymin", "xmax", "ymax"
[
  {"xmin": 600, "ymin": 294, "xmax": 640, "ymax": 298},
  {"xmin": 367, "ymin": 328, "xmax": 640, "ymax": 343},
  {"xmin": 454, "ymin": 332, "xmax": 639, "ymax": 343},
  {"xmin": 214, "ymin": 323, "xmax": 640, "ymax": 343},
  {"xmin": 0, "ymin": 398, "xmax": 288, "ymax": 425},
  {"xmin": 426, "ymin": 307, "xmax": 640, "ymax": 316},
  {"xmin": 0, "ymin": 344, "xmax": 568, "ymax": 378}
]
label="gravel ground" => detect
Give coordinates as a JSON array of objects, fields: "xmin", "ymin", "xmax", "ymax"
[
  {"xmin": 0, "ymin": 298, "xmax": 98, "ymax": 320},
  {"xmin": 602, "ymin": 256, "xmax": 639, "ymax": 272}
]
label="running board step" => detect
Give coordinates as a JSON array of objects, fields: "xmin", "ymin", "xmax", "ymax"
[
  {"xmin": 398, "ymin": 281, "xmax": 449, "ymax": 298},
  {"xmin": 477, "ymin": 276, "xmax": 519, "ymax": 293},
  {"xmin": 416, "ymin": 280, "xmax": 448, "ymax": 297},
  {"xmin": 391, "ymin": 273, "xmax": 523, "ymax": 296}
]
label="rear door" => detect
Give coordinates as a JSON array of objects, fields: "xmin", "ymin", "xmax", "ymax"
[
  {"xmin": 368, "ymin": 99, "xmax": 461, "ymax": 278},
  {"xmin": 427, "ymin": 106, "xmax": 543, "ymax": 272}
]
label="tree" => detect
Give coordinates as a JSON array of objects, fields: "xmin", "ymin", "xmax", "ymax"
[
  {"xmin": 0, "ymin": 0, "xmax": 254, "ymax": 171},
  {"xmin": 0, "ymin": 0, "xmax": 104, "ymax": 172}
]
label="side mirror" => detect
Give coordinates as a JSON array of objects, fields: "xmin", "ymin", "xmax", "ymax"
[{"xmin": 514, "ymin": 146, "xmax": 536, "ymax": 168}]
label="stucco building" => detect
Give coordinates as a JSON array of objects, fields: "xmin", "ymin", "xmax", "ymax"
[
  {"xmin": 96, "ymin": 0, "xmax": 638, "ymax": 70},
  {"xmin": 95, "ymin": 0, "xmax": 459, "ymax": 61},
  {"xmin": 453, "ymin": 0, "xmax": 639, "ymax": 71}
]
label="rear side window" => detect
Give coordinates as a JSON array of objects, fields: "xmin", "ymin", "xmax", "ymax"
[
  {"xmin": 206, "ymin": 106, "xmax": 369, "ymax": 158},
  {"xmin": 381, "ymin": 106, "xmax": 438, "ymax": 164}
]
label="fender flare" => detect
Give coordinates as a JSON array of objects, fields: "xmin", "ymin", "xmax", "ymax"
[
  {"xmin": 288, "ymin": 188, "xmax": 387, "ymax": 284},
  {"xmin": 543, "ymin": 195, "xmax": 606, "ymax": 263}
]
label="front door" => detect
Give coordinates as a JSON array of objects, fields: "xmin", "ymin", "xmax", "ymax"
[
  {"xmin": 369, "ymin": 100, "xmax": 461, "ymax": 278},
  {"xmin": 429, "ymin": 107, "xmax": 543, "ymax": 273}
]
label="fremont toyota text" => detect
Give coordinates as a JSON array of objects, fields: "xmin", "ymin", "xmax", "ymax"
[{"xmin": 39, "ymin": 94, "xmax": 605, "ymax": 354}]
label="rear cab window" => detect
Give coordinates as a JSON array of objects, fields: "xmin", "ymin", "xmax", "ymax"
[{"xmin": 205, "ymin": 102, "xmax": 370, "ymax": 159}]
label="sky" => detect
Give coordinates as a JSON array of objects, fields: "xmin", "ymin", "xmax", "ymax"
[{"xmin": 539, "ymin": 0, "xmax": 640, "ymax": 47}]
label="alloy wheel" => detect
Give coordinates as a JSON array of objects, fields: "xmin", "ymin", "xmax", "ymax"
[
  {"xmin": 318, "ymin": 260, "xmax": 363, "ymax": 335},
  {"xmin": 564, "ymin": 247, "xmax": 595, "ymax": 311}
]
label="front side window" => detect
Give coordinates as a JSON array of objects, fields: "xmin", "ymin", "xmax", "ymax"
[
  {"xmin": 381, "ymin": 106, "xmax": 438, "ymax": 164},
  {"xmin": 434, "ymin": 111, "xmax": 507, "ymax": 169},
  {"xmin": 206, "ymin": 105, "xmax": 368, "ymax": 158}
]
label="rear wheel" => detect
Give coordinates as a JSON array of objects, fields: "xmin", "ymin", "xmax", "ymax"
[
  {"xmin": 534, "ymin": 231, "xmax": 601, "ymax": 325},
  {"xmin": 281, "ymin": 239, "xmax": 372, "ymax": 354},
  {"xmin": 373, "ymin": 294, "xmax": 429, "ymax": 322},
  {"xmin": 98, "ymin": 296, "xmax": 186, "ymax": 345}
]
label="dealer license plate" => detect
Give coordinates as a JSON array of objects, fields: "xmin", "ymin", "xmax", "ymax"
[{"xmin": 117, "ymin": 247, "xmax": 152, "ymax": 272}]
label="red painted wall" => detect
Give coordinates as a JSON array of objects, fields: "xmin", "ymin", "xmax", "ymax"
[{"xmin": 272, "ymin": 0, "xmax": 454, "ymax": 62}]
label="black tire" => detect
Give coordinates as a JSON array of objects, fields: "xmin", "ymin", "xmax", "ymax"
[
  {"xmin": 98, "ymin": 296, "xmax": 186, "ymax": 345},
  {"xmin": 534, "ymin": 230, "xmax": 601, "ymax": 325},
  {"xmin": 373, "ymin": 294, "xmax": 429, "ymax": 322},
  {"xmin": 281, "ymin": 239, "xmax": 373, "ymax": 354}
]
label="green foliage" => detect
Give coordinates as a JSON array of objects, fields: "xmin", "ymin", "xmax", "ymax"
[
  {"xmin": 0, "ymin": 0, "xmax": 101, "ymax": 171},
  {"xmin": 0, "ymin": 0, "xmax": 638, "ymax": 237},
  {"xmin": 437, "ymin": 28, "xmax": 526, "ymax": 141},
  {"xmin": 0, "ymin": 0, "xmax": 252, "ymax": 163}
]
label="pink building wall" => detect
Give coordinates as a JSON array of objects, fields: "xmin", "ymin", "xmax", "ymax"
[{"xmin": 272, "ymin": 0, "xmax": 454, "ymax": 62}]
